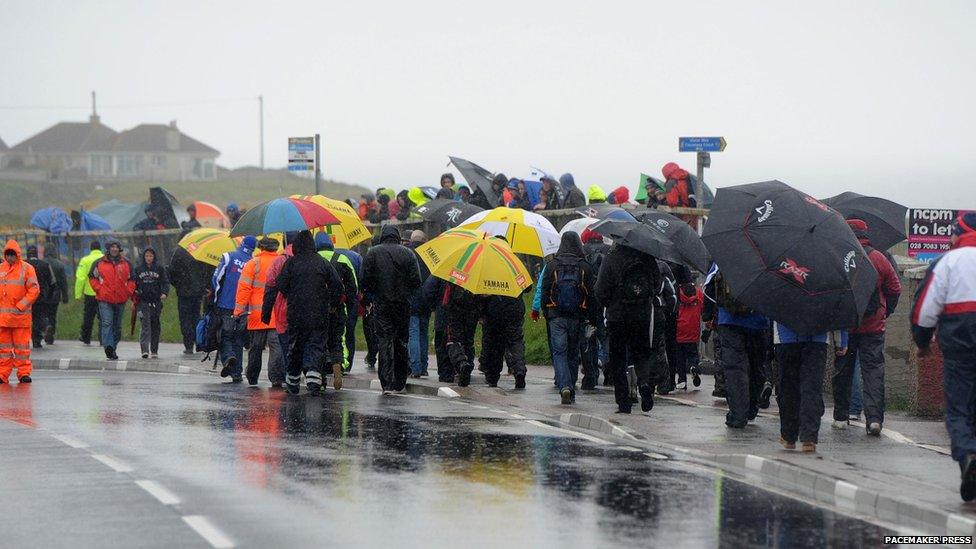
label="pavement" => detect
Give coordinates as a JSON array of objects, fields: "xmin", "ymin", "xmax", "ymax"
[{"xmin": 16, "ymin": 339, "xmax": 976, "ymax": 542}]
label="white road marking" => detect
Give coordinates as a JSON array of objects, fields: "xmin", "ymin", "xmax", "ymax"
[
  {"xmin": 91, "ymin": 454, "xmax": 133, "ymax": 473},
  {"xmin": 644, "ymin": 452, "xmax": 669, "ymax": 460},
  {"xmin": 744, "ymin": 455, "xmax": 765, "ymax": 472},
  {"xmin": 50, "ymin": 433, "xmax": 88, "ymax": 448},
  {"xmin": 58, "ymin": 358, "xmax": 71, "ymax": 370},
  {"xmin": 135, "ymin": 480, "xmax": 180, "ymax": 505},
  {"xmin": 182, "ymin": 516, "xmax": 234, "ymax": 548},
  {"xmin": 834, "ymin": 481, "xmax": 858, "ymax": 512},
  {"xmin": 525, "ymin": 419, "xmax": 612, "ymax": 445}
]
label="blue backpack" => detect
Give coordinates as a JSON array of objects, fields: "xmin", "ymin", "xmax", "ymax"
[
  {"xmin": 550, "ymin": 259, "xmax": 585, "ymax": 315},
  {"xmin": 195, "ymin": 312, "xmax": 220, "ymax": 354}
]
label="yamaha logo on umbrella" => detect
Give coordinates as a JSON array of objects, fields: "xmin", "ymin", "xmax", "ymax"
[
  {"xmin": 844, "ymin": 250, "xmax": 857, "ymax": 273},
  {"xmin": 516, "ymin": 274, "xmax": 526, "ymax": 288},
  {"xmin": 756, "ymin": 200, "xmax": 774, "ymax": 222},
  {"xmin": 778, "ymin": 258, "xmax": 810, "ymax": 284}
]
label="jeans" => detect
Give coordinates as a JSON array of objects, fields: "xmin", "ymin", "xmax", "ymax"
[
  {"xmin": 549, "ymin": 316, "xmax": 581, "ymax": 395},
  {"xmin": 833, "ymin": 332, "xmax": 886, "ymax": 425},
  {"xmin": 718, "ymin": 325, "xmax": 767, "ymax": 426},
  {"xmin": 408, "ymin": 314, "xmax": 430, "ymax": 375},
  {"xmin": 246, "ymin": 328, "xmax": 285, "ymax": 384},
  {"xmin": 375, "ymin": 302, "xmax": 411, "ymax": 391},
  {"xmin": 177, "ymin": 294, "xmax": 203, "ymax": 352},
  {"xmin": 97, "ymin": 302, "xmax": 125, "ymax": 349},
  {"xmin": 849, "ymin": 358, "xmax": 863, "ymax": 417},
  {"xmin": 137, "ymin": 301, "xmax": 162, "ymax": 354},
  {"xmin": 944, "ymin": 357, "xmax": 976, "ymax": 463},
  {"xmin": 776, "ymin": 342, "xmax": 827, "ymax": 444},
  {"xmin": 80, "ymin": 295, "xmax": 100, "ymax": 344}
]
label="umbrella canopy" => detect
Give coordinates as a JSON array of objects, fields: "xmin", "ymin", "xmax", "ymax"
[
  {"xmin": 459, "ymin": 207, "xmax": 560, "ymax": 257},
  {"xmin": 636, "ymin": 211, "xmax": 712, "ymax": 273},
  {"xmin": 821, "ymin": 192, "xmax": 907, "ymax": 251},
  {"xmin": 574, "ymin": 203, "xmax": 637, "ymax": 222},
  {"xmin": 229, "ymin": 197, "xmax": 341, "ymax": 237},
  {"xmin": 416, "ymin": 228, "xmax": 532, "ymax": 297},
  {"xmin": 290, "ymin": 194, "xmax": 371, "ymax": 248},
  {"xmin": 449, "ymin": 156, "xmax": 498, "ymax": 206},
  {"xmin": 192, "ymin": 201, "xmax": 231, "ymax": 229},
  {"xmin": 415, "ymin": 199, "xmax": 484, "ymax": 228},
  {"xmin": 591, "ymin": 219, "xmax": 687, "ymax": 269},
  {"xmin": 702, "ymin": 180, "xmax": 878, "ymax": 335},
  {"xmin": 559, "ymin": 216, "xmax": 601, "ymax": 237},
  {"xmin": 149, "ymin": 187, "xmax": 186, "ymax": 229},
  {"xmin": 178, "ymin": 228, "xmax": 243, "ymax": 266}
]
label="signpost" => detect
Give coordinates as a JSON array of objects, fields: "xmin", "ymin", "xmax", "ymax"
[
  {"xmin": 679, "ymin": 136, "xmax": 726, "ymax": 231},
  {"xmin": 288, "ymin": 135, "xmax": 322, "ymax": 194},
  {"xmin": 907, "ymin": 208, "xmax": 973, "ymax": 262}
]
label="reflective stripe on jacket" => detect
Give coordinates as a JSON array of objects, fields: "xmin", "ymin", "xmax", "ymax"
[
  {"xmin": 0, "ymin": 240, "xmax": 41, "ymax": 328},
  {"xmin": 234, "ymin": 250, "xmax": 278, "ymax": 330}
]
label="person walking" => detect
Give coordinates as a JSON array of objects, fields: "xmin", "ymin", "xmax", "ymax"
[
  {"xmin": 595, "ymin": 241, "xmax": 664, "ymax": 413},
  {"xmin": 675, "ymin": 280, "xmax": 704, "ymax": 390},
  {"xmin": 406, "ymin": 230, "xmax": 431, "ymax": 378},
  {"xmin": 361, "ymin": 231, "xmax": 382, "ymax": 369},
  {"xmin": 261, "ymin": 232, "xmax": 296, "ymax": 388},
  {"xmin": 0, "ymin": 240, "xmax": 40, "ymax": 384},
  {"xmin": 444, "ymin": 281, "xmax": 481, "ymax": 387},
  {"xmin": 912, "ymin": 212, "xmax": 976, "ymax": 500},
  {"xmin": 335, "ymin": 245, "xmax": 363, "ymax": 372},
  {"xmin": 481, "ymin": 289, "xmax": 528, "ymax": 390},
  {"xmin": 212, "ymin": 235, "xmax": 257, "ymax": 382},
  {"xmin": 235, "ymin": 237, "xmax": 285, "ymax": 387},
  {"xmin": 361, "ymin": 226, "xmax": 422, "ymax": 393},
  {"xmin": 775, "ymin": 322, "xmax": 847, "ymax": 453},
  {"xmin": 580, "ymin": 228, "xmax": 609, "ymax": 388},
  {"xmin": 75, "ymin": 241, "xmax": 103, "ymax": 346},
  {"xmin": 421, "ymin": 275, "xmax": 454, "ymax": 382},
  {"xmin": 132, "ymin": 247, "xmax": 169, "ymax": 359},
  {"xmin": 41, "ymin": 248, "xmax": 68, "ymax": 345},
  {"xmin": 541, "ymin": 232, "xmax": 596, "ymax": 404},
  {"xmin": 168, "ymin": 246, "xmax": 213, "ymax": 354},
  {"xmin": 24, "ymin": 245, "xmax": 56, "ymax": 349},
  {"xmin": 275, "ymin": 231, "xmax": 342, "ymax": 395},
  {"xmin": 832, "ymin": 218, "xmax": 902, "ymax": 436},
  {"xmin": 315, "ymin": 233, "xmax": 357, "ymax": 387},
  {"xmin": 88, "ymin": 241, "xmax": 135, "ymax": 360}
]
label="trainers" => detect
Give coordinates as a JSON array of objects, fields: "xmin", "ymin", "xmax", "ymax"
[
  {"xmin": 105, "ymin": 346, "xmax": 117, "ymax": 360},
  {"xmin": 457, "ymin": 371, "xmax": 471, "ymax": 387},
  {"xmin": 691, "ymin": 367, "xmax": 702, "ymax": 387},
  {"xmin": 150, "ymin": 353, "xmax": 158, "ymax": 359},
  {"xmin": 560, "ymin": 387, "xmax": 572, "ymax": 405},
  {"xmin": 758, "ymin": 382, "xmax": 773, "ymax": 409},
  {"xmin": 18, "ymin": 375, "xmax": 31, "ymax": 384},
  {"xmin": 639, "ymin": 385, "xmax": 654, "ymax": 412},
  {"xmin": 231, "ymin": 376, "xmax": 243, "ymax": 384},
  {"xmin": 961, "ymin": 454, "xmax": 976, "ymax": 502},
  {"xmin": 832, "ymin": 420, "xmax": 848, "ymax": 430},
  {"xmin": 514, "ymin": 375, "xmax": 526, "ymax": 390},
  {"xmin": 410, "ymin": 373, "xmax": 422, "ymax": 379},
  {"xmin": 675, "ymin": 381, "xmax": 687, "ymax": 391},
  {"xmin": 220, "ymin": 357, "xmax": 237, "ymax": 378},
  {"xmin": 44, "ymin": 325, "xmax": 55, "ymax": 345},
  {"xmin": 867, "ymin": 422, "xmax": 882, "ymax": 436},
  {"xmin": 332, "ymin": 363, "xmax": 343, "ymax": 390},
  {"xmin": 307, "ymin": 382, "xmax": 322, "ymax": 396},
  {"xmin": 801, "ymin": 442, "xmax": 817, "ymax": 453},
  {"xmin": 779, "ymin": 437, "xmax": 796, "ymax": 450},
  {"xmin": 247, "ymin": 377, "xmax": 258, "ymax": 386},
  {"xmin": 32, "ymin": 341, "xmax": 42, "ymax": 349},
  {"xmin": 142, "ymin": 353, "xmax": 149, "ymax": 359}
]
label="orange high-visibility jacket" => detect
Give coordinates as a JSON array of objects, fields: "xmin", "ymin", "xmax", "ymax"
[
  {"xmin": 0, "ymin": 240, "xmax": 40, "ymax": 328},
  {"xmin": 234, "ymin": 250, "xmax": 278, "ymax": 330}
]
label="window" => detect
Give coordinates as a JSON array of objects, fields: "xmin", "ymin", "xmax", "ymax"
[
  {"xmin": 117, "ymin": 155, "xmax": 143, "ymax": 177},
  {"xmin": 90, "ymin": 155, "xmax": 113, "ymax": 177},
  {"xmin": 152, "ymin": 155, "xmax": 167, "ymax": 168},
  {"xmin": 193, "ymin": 158, "xmax": 215, "ymax": 179}
]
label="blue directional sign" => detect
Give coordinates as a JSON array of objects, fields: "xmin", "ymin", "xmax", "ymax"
[{"xmin": 679, "ymin": 136, "xmax": 727, "ymax": 153}]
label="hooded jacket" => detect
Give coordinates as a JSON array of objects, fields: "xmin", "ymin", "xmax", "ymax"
[
  {"xmin": 676, "ymin": 283, "xmax": 704, "ymax": 343},
  {"xmin": 541, "ymin": 232, "xmax": 595, "ymax": 320},
  {"xmin": 132, "ymin": 248, "xmax": 170, "ymax": 303},
  {"xmin": 275, "ymin": 231, "xmax": 342, "ymax": 329},
  {"xmin": 587, "ymin": 185, "xmax": 607, "ymax": 204},
  {"xmin": 661, "ymin": 162, "xmax": 692, "ymax": 208},
  {"xmin": 315, "ymin": 232, "xmax": 358, "ymax": 312},
  {"xmin": 25, "ymin": 248, "xmax": 56, "ymax": 304},
  {"xmin": 560, "ymin": 173, "xmax": 587, "ymax": 209},
  {"xmin": 0, "ymin": 240, "xmax": 40, "ymax": 328},
  {"xmin": 848, "ymin": 221, "xmax": 902, "ymax": 334},
  {"xmin": 358, "ymin": 195, "xmax": 378, "ymax": 221},
  {"xmin": 234, "ymin": 247, "xmax": 279, "ymax": 330},
  {"xmin": 45, "ymin": 256, "xmax": 69, "ymax": 305},
  {"xmin": 261, "ymin": 243, "xmax": 292, "ymax": 334},
  {"xmin": 75, "ymin": 248, "xmax": 104, "ymax": 299},
  {"xmin": 607, "ymin": 186, "xmax": 630, "ymax": 205},
  {"xmin": 168, "ymin": 246, "xmax": 214, "ymax": 298},
  {"xmin": 89, "ymin": 244, "xmax": 136, "ymax": 305},
  {"xmin": 361, "ymin": 225, "xmax": 422, "ymax": 304},
  {"xmin": 212, "ymin": 236, "xmax": 256, "ymax": 311},
  {"xmin": 595, "ymin": 243, "xmax": 662, "ymax": 322}
]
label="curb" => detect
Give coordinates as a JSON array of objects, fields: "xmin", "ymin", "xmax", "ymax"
[{"xmin": 555, "ymin": 411, "xmax": 976, "ymax": 537}]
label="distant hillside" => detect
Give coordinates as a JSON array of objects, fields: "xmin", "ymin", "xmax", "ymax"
[{"xmin": 0, "ymin": 167, "xmax": 370, "ymax": 228}]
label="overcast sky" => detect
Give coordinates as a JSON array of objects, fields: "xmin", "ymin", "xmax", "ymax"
[{"xmin": 1, "ymin": 0, "xmax": 974, "ymax": 206}]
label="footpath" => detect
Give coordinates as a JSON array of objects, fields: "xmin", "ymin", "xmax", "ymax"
[{"xmin": 28, "ymin": 340, "xmax": 974, "ymax": 538}]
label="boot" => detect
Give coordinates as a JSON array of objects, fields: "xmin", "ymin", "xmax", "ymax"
[
  {"xmin": 514, "ymin": 375, "xmax": 526, "ymax": 390},
  {"xmin": 18, "ymin": 375, "xmax": 31, "ymax": 383}
]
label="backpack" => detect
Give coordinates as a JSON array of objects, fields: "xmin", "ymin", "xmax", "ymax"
[
  {"xmin": 550, "ymin": 258, "xmax": 586, "ymax": 315},
  {"xmin": 195, "ymin": 312, "xmax": 221, "ymax": 355},
  {"xmin": 619, "ymin": 256, "xmax": 652, "ymax": 305}
]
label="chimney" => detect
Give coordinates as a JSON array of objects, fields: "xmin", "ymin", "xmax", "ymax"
[
  {"xmin": 166, "ymin": 120, "xmax": 180, "ymax": 151},
  {"xmin": 89, "ymin": 90, "xmax": 100, "ymax": 124}
]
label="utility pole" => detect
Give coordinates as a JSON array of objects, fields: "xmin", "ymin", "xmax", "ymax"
[
  {"xmin": 258, "ymin": 95, "xmax": 264, "ymax": 169},
  {"xmin": 314, "ymin": 133, "xmax": 321, "ymax": 195}
]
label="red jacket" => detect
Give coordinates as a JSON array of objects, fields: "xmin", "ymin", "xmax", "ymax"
[
  {"xmin": 88, "ymin": 255, "xmax": 135, "ymax": 304},
  {"xmin": 854, "ymin": 241, "xmax": 901, "ymax": 334},
  {"xmin": 265, "ymin": 245, "xmax": 292, "ymax": 335},
  {"xmin": 676, "ymin": 284, "xmax": 703, "ymax": 343},
  {"xmin": 661, "ymin": 162, "xmax": 691, "ymax": 208}
]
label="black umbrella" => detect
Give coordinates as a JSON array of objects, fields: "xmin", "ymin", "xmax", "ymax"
[
  {"xmin": 821, "ymin": 192, "xmax": 907, "ymax": 251},
  {"xmin": 149, "ymin": 187, "xmax": 187, "ymax": 229},
  {"xmin": 702, "ymin": 180, "xmax": 878, "ymax": 335},
  {"xmin": 448, "ymin": 156, "xmax": 498, "ymax": 206},
  {"xmin": 574, "ymin": 203, "xmax": 637, "ymax": 222},
  {"xmin": 591, "ymin": 219, "xmax": 689, "ymax": 270},
  {"xmin": 414, "ymin": 199, "xmax": 484, "ymax": 228},
  {"xmin": 636, "ymin": 210, "xmax": 712, "ymax": 273}
]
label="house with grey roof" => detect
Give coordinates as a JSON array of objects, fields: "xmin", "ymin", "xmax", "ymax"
[{"xmin": 1, "ymin": 114, "xmax": 219, "ymax": 181}]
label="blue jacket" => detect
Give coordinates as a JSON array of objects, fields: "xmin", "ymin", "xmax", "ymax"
[
  {"xmin": 717, "ymin": 307, "xmax": 767, "ymax": 331},
  {"xmin": 532, "ymin": 263, "xmax": 547, "ymax": 313},
  {"xmin": 212, "ymin": 237, "xmax": 256, "ymax": 310},
  {"xmin": 774, "ymin": 322, "xmax": 847, "ymax": 348}
]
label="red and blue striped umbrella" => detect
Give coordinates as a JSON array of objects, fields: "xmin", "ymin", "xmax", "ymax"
[{"xmin": 229, "ymin": 197, "xmax": 341, "ymax": 237}]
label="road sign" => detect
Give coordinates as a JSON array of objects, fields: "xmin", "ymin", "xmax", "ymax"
[
  {"xmin": 288, "ymin": 137, "xmax": 315, "ymax": 172},
  {"xmin": 679, "ymin": 136, "xmax": 727, "ymax": 153},
  {"xmin": 907, "ymin": 208, "xmax": 972, "ymax": 262}
]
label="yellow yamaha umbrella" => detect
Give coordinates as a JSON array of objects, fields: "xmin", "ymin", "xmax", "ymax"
[
  {"xmin": 178, "ymin": 228, "xmax": 242, "ymax": 266},
  {"xmin": 416, "ymin": 228, "xmax": 532, "ymax": 297},
  {"xmin": 290, "ymin": 194, "xmax": 370, "ymax": 248},
  {"xmin": 458, "ymin": 207, "xmax": 560, "ymax": 257}
]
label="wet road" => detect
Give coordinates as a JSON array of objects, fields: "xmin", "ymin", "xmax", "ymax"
[{"xmin": 0, "ymin": 372, "xmax": 893, "ymax": 548}]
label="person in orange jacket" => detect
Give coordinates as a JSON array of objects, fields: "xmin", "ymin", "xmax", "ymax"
[
  {"xmin": 234, "ymin": 237, "xmax": 285, "ymax": 386},
  {"xmin": 0, "ymin": 240, "xmax": 41, "ymax": 384}
]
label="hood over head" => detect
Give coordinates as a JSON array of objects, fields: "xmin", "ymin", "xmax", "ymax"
[
  {"xmin": 407, "ymin": 187, "xmax": 429, "ymax": 207},
  {"xmin": 380, "ymin": 224, "xmax": 401, "ymax": 244},
  {"xmin": 662, "ymin": 162, "xmax": 689, "ymax": 181},
  {"xmin": 3, "ymin": 239, "xmax": 22, "ymax": 261},
  {"xmin": 25, "ymin": 245, "xmax": 38, "ymax": 258},
  {"xmin": 557, "ymin": 231, "xmax": 585, "ymax": 257},
  {"xmin": 141, "ymin": 246, "xmax": 157, "ymax": 264},
  {"xmin": 292, "ymin": 230, "xmax": 315, "ymax": 255},
  {"xmin": 492, "ymin": 173, "xmax": 508, "ymax": 190},
  {"xmin": 240, "ymin": 235, "xmax": 257, "ymax": 254},
  {"xmin": 587, "ymin": 185, "xmax": 607, "ymax": 203},
  {"xmin": 559, "ymin": 173, "xmax": 576, "ymax": 190},
  {"xmin": 314, "ymin": 232, "xmax": 335, "ymax": 251},
  {"xmin": 226, "ymin": 202, "xmax": 239, "ymax": 213},
  {"xmin": 607, "ymin": 186, "xmax": 630, "ymax": 205}
]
